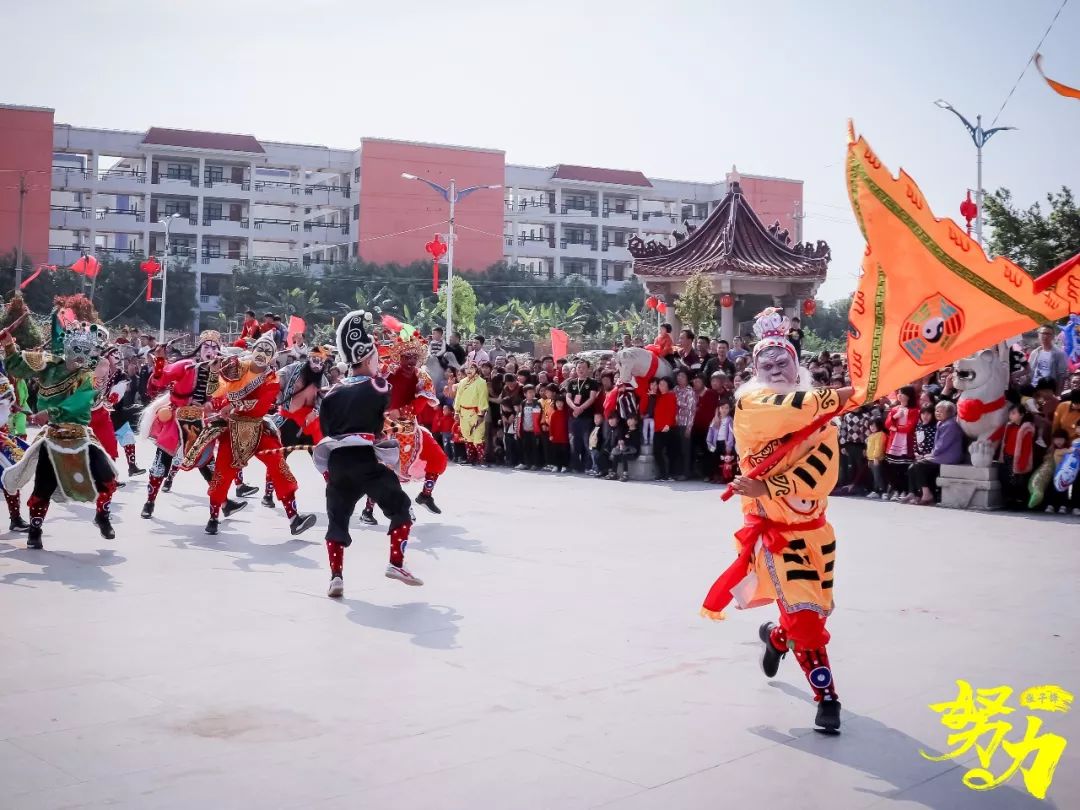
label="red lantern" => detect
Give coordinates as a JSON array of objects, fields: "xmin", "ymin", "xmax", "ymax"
[
  {"xmin": 802, "ymin": 298, "xmax": 816, "ymax": 318},
  {"xmin": 959, "ymin": 190, "xmax": 977, "ymax": 237},
  {"xmin": 720, "ymin": 293, "xmax": 734, "ymax": 308},
  {"xmin": 140, "ymin": 257, "xmax": 161, "ymax": 302},
  {"xmin": 645, "ymin": 296, "xmax": 658, "ymax": 310},
  {"xmin": 657, "ymin": 302, "xmax": 668, "ymax": 315},
  {"xmin": 425, "ymin": 234, "xmax": 448, "ymax": 293}
]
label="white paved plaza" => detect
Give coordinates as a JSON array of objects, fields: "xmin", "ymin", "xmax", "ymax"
[{"xmin": 1, "ymin": 447, "xmax": 1078, "ymax": 809}]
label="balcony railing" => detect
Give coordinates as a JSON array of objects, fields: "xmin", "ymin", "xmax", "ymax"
[
  {"xmin": 505, "ymin": 198, "xmax": 556, "ymax": 213},
  {"xmin": 203, "ymin": 216, "xmax": 250, "ymax": 228},
  {"xmin": 95, "ymin": 208, "xmax": 145, "ymax": 222},
  {"xmin": 99, "ymin": 168, "xmax": 146, "ymax": 182},
  {"xmin": 252, "ymin": 179, "xmax": 302, "ymax": 193},
  {"xmin": 561, "ymin": 204, "xmax": 599, "ymax": 216},
  {"xmin": 201, "ymin": 253, "xmax": 248, "ymax": 264},
  {"xmin": 560, "ymin": 238, "xmax": 598, "ymax": 251},
  {"xmin": 641, "ymin": 211, "xmax": 677, "ymax": 223},
  {"xmin": 303, "ymin": 222, "xmax": 349, "ymax": 234},
  {"xmin": 253, "ymin": 218, "xmax": 300, "ymax": 231},
  {"xmin": 204, "ymin": 176, "xmax": 251, "ymax": 190},
  {"xmin": 151, "ymin": 210, "xmax": 198, "ymax": 226},
  {"xmin": 602, "ymin": 207, "xmax": 639, "ymax": 220},
  {"xmin": 52, "ymin": 165, "xmax": 92, "ymax": 180},
  {"xmin": 308, "ymin": 183, "xmax": 351, "ymax": 198},
  {"xmin": 249, "ymin": 256, "xmax": 300, "ymax": 266},
  {"xmin": 51, "ymin": 204, "xmax": 91, "ymax": 217}
]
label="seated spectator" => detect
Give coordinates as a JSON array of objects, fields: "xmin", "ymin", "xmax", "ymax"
[{"xmin": 999, "ymin": 403, "xmax": 1036, "ymax": 510}]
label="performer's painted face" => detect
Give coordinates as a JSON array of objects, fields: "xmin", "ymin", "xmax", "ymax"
[
  {"xmin": 754, "ymin": 346, "xmax": 798, "ymax": 388},
  {"xmin": 199, "ymin": 341, "xmax": 221, "ymax": 363},
  {"xmin": 400, "ymin": 352, "xmax": 418, "ymax": 371},
  {"xmin": 307, "ymin": 356, "xmax": 325, "ymax": 373}
]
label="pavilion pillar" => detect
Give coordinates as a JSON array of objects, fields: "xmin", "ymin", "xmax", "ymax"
[{"xmin": 719, "ymin": 278, "xmax": 734, "ymax": 342}]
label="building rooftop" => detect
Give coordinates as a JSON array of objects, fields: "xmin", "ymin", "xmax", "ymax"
[
  {"xmin": 142, "ymin": 127, "xmax": 265, "ymax": 154},
  {"xmin": 551, "ymin": 164, "xmax": 653, "ymax": 188},
  {"xmin": 630, "ymin": 182, "xmax": 829, "ymax": 279}
]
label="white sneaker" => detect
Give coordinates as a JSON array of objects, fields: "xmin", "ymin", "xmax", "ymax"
[
  {"xmin": 1046, "ymin": 505, "xmax": 1056, "ymax": 513},
  {"xmin": 1061, "ymin": 507, "xmax": 1069, "ymax": 514},
  {"xmin": 385, "ymin": 563, "xmax": 424, "ymax": 586},
  {"xmin": 1073, "ymin": 509, "xmax": 1080, "ymax": 517},
  {"xmin": 515, "ymin": 463, "xmax": 527, "ymax": 470},
  {"xmin": 327, "ymin": 576, "xmax": 344, "ymax": 598},
  {"xmin": 865, "ymin": 492, "xmax": 880, "ymax": 499}
]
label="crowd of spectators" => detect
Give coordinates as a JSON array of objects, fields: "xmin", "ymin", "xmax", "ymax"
[{"xmin": 424, "ymin": 322, "xmax": 1080, "ymax": 515}]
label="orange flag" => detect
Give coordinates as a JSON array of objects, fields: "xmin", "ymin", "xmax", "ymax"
[
  {"xmin": 550, "ymin": 328, "xmax": 569, "ymax": 362},
  {"xmin": 844, "ymin": 122, "xmax": 1080, "ymax": 408},
  {"xmin": 287, "ymin": 315, "xmax": 306, "ymax": 345},
  {"xmin": 1035, "ymin": 53, "xmax": 1080, "ymax": 102}
]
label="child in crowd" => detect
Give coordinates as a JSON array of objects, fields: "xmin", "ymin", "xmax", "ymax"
[
  {"xmin": 607, "ymin": 414, "xmax": 642, "ymax": 482},
  {"xmin": 652, "ymin": 323, "xmax": 675, "ymax": 362},
  {"xmin": 435, "ymin": 404, "xmax": 456, "ymax": 459},
  {"xmin": 642, "ymin": 378, "xmax": 658, "ymax": 447},
  {"xmin": 547, "ymin": 396, "xmax": 570, "ymax": 472},
  {"xmin": 706, "ymin": 400, "xmax": 735, "ymax": 484},
  {"xmin": 518, "ymin": 385, "xmax": 543, "ymax": 470},
  {"xmin": 1044, "ymin": 429, "xmax": 1072, "ymax": 513},
  {"xmin": 502, "ymin": 404, "xmax": 521, "ymax": 468},
  {"xmin": 588, "ymin": 412, "xmax": 606, "ymax": 476},
  {"xmin": 999, "ymin": 403, "xmax": 1036, "ymax": 510},
  {"xmin": 865, "ymin": 418, "xmax": 887, "ymax": 498}
]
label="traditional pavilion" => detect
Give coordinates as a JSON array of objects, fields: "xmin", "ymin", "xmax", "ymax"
[{"xmin": 629, "ymin": 180, "xmax": 830, "ymax": 341}]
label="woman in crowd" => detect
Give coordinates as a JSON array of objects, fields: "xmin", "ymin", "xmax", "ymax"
[
  {"xmin": 905, "ymin": 401, "xmax": 962, "ymax": 505},
  {"xmin": 884, "ymin": 386, "xmax": 918, "ymax": 500}
]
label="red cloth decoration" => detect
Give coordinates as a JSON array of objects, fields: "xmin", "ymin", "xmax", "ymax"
[
  {"xmin": 956, "ymin": 395, "xmax": 1005, "ymax": 423},
  {"xmin": 140, "ymin": 257, "xmax": 161, "ymax": 301},
  {"xmin": 70, "ymin": 255, "xmax": 100, "ymax": 279},
  {"xmin": 701, "ymin": 513, "xmax": 827, "ymax": 617},
  {"xmin": 425, "ymin": 235, "xmax": 447, "ymax": 293},
  {"xmin": 550, "ymin": 328, "xmax": 569, "ymax": 362},
  {"xmin": 287, "ymin": 315, "xmax": 306, "ymax": 344},
  {"xmin": 19, "ymin": 264, "xmax": 56, "ymax": 290}
]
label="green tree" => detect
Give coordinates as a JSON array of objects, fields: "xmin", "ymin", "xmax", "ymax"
[
  {"xmin": 257, "ymin": 287, "xmax": 325, "ymax": 321},
  {"xmin": 433, "ymin": 276, "xmax": 478, "ymax": 334},
  {"xmin": 675, "ymin": 271, "xmax": 717, "ymax": 334},
  {"xmin": 984, "ymin": 186, "xmax": 1080, "ymax": 276}
]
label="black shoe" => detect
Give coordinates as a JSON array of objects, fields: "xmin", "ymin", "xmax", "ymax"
[
  {"xmin": 290, "ymin": 513, "xmax": 317, "ymax": 536},
  {"xmin": 260, "ymin": 494, "xmax": 275, "ymax": 508},
  {"xmin": 94, "ymin": 513, "xmax": 115, "ymax": 540},
  {"xmin": 162, "ymin": 479, "xmax": 173, "ymax": 493},
  {"xmin": 9, "ymin": 516, "xmax": 30, "ymax": 533},
  {"xmin": 140, "ymin": 501, "xmax": 155, "ymax": 519},
  {"xmin": 415, "ymin": 493, "xmax": 441, "ymax": 515},
  {"xmin": 359, "ymin": 508, "xmax": 378, "ymax": 526},
  {"xmin": 204, "ymin": 518, "xmax": 219, "ymax": 535},
  {"xmin": 128, "ymin": 465, "xmax": 146, "ymax": 477},
  {"xmin": 222, "ymin": 499, "xmax": 247, "ymax": 518},
  {"xmin": 759, "ymin": 621, "xmax": 786, "ymax": 678},
  {"xmin": 236, "ymin": 484, "xmax": 259, "ymax": 498},
  {"xmin": 27, "ymin": 526, "xmax": 42, "ymax": 549},
  {"xmin": 815, "ymin": 699, "xmax": 842, "ymax": 734}
]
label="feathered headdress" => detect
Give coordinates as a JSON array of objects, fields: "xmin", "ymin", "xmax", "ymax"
[{"xmin": 380, "ymin": 313, "xmax": 428, "ymax": 368}]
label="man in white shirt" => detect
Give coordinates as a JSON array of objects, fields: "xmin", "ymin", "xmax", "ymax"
[
  {"xmin": 488, "ymin": 337, "xmax": 508, "ymax": 366},
  {"xmin": 467, "ymin": 335, "xmax": 490, "ymax": 366},
  {"xmin": 1028, "ymin": 325, "xmax": 1069, "ymax": 393}
]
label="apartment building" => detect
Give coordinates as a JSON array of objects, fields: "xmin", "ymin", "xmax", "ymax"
[{"xmin": 2, "ymin": 103, "xmax": 804, "ymax": 320}]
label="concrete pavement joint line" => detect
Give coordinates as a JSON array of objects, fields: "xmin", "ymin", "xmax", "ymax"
[{"xmin": 527, "ymin": 748, "xmax": 652, "ymax": 788}]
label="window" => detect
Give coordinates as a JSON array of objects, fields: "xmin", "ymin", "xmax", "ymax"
[
  {"xmin": 352, "ymin": 204, "xmax": 359, "ymax": 221},
  {"xmin": 166, "ymin": 164, "xmax": 193, "ymax": 180},
  {"xmin": 613, "ymin": 231, "xmax": 626, "ymax": 247},
  {"xmin": 566, "ymin": 195, "xmax": 586, "ymax": 210},
  {"xmin": 204, "ymin": 202, "xmax": 223, "ymax": 221},
  {"xmin": 205, "ymin": 165, "xmax": 224, "ymax": 183},
  {"xmin": 164, "ymin": 201, "xmax": 191, "ymax": 217},
  {"xmin": 614, "ymin": 199, "xmax": 626, "ymax": 214},
  {"xmin": 204, "ymin": 240, "xmax": 221, "ymax": 258},
  {"xmin": 351, "ymin": 243, "xmax": 358, "ymax": 257},
  {"xmin": 566, "ymin": 228, "xmax": 585, "ymax": 244},
  {"xmin": 354, "ymin": 167, "xmax": 360, "ymax": 182},
  {"xmin": 613, "ymin": 264, "xmax": 625, "ymax": 281}
]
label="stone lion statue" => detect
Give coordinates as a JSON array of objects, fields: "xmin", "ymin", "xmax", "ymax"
[{"xmin": 952, "ymin": 346, "xmax": 1009, "ymax": 467}]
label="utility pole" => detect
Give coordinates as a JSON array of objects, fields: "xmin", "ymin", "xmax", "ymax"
[{"xmin": 14, "ymin": 172, "xmax": 27, "ymax": 289}]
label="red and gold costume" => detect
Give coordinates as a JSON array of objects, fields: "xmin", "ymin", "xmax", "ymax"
[{"xmin": 181, "ymin": 337, "xmax": 315, "ymax": 535}]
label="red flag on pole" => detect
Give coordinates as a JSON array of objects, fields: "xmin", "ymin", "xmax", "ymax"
[
  {"xmin": 550, "ymin": 328, "xmax": 569, "ymax": 362},
  {"xmin": 70, "ymin": 255, "xmax": 100, "ymax": 278},
  {"xmin": 287, "ymin": 315, "xmax": 306, "ymax": 345}
]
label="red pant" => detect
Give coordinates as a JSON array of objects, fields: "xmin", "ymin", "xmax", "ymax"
[
  {"xmin": 418, "ymin": 427, "xmax": 447, "ymax": 477},
  {"xmin": 209, "ymin": 428, "xmax": 298, "ymax": 507},
  {"xmin": 778, "ymin": 608, "xmax": 830, "ymax": 650}
]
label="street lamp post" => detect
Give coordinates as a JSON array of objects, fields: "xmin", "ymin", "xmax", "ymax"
[
  {"xmin": 401, "ymin": 173, "xmax": 501, "ymax": 336},
  {"xmin": 157, "ymin": 213, "xmax": 180, "ymax": 344},
  {"xmin": 933, "ymin": 99, "xmax": 1016, "ymax": 249}
]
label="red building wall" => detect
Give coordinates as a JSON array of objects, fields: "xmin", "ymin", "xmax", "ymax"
[
  {"xmin": 0, "ymin": 105, "xmax": 54, "ymax": 265},
  {"xmin": 358, "ymin": 139, "xmax": 504, "ymax": 272},
  {"xmin": 738, "ymin": 176, "xmax": 803, "ymax": 241}
]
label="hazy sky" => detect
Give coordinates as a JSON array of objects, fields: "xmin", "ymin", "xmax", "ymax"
[{"xmin": 4, "ymin": 0, "xmax": 1078, "ymax": 301}]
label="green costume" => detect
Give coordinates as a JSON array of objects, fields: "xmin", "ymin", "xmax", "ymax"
[{"xmin": 8, "ymin": 378, "xmax": 27, "ymax": 437}]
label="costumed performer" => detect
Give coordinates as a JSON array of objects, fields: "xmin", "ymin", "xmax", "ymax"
[
  {"xmin": 138, "ymin": 331, "xmax": 247, "ymax": 519},
  {"xmin": 453, "ymin": 361, "xmax": 488, "ymax": 464},
  {"xmin": 315, "ymin": 309, "xmax": 423, "ymax": 598},
  {"xmin": 181, "ymin": 334, "xmax": 317, "ymax": 536},
  {"xmin": 260, "ymin": 345, "xmax": 329, "ymax": 508},
  {"xmin": 0, "ymin": 312, "xmax": 119, "ymax": 548},
  {"xmin": 89, "ymin": 346, "xmax": 121, "ymax": 464},
  {"xmin": 701, "ymin": 308, "xmax": 852, "ymax": 733},
  {"xmin": 110, "ymin": 345, "xmax": 146, "ymax": 477},
  {"xmin": 359, "ymin": 316, "xmax": 448, "ymax": 526},
  {"xmin": 0, "ymin": 377, "xmax": 30, "ymax": 532}
]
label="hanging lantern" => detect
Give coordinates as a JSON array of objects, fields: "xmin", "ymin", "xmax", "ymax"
[
  {"xmin": 720, "ymin": 293, "xmax": 734, "ymax": 309},
  {"xmin": 959, "ymin": 190, "xmax": 977, "ymax": 237},
  {"xmin": 657, "ymin": 302, "xmax": 668, "ymax": 315},
  {"xmin": 425, "ymin": 234, "xmax": 447, "ymax": 293},
  {"xmin": 802, "ymin": 298, "xmax": 817, "ymax": 318},
  {"xmin": 645, "ymin": 296, "xmax": 658, "ymax": 310},
  {"xmin": 140, "ymin": 257, "xmax": 161, "ymax": 302}
]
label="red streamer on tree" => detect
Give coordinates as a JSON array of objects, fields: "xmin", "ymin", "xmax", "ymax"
[
  {"xmin": 425, "ymin": 235, "xmax": 447, "ymax": 293},
  {"xmin": 19, "ymin": 264, "xmax": 56, "ymax": 290}
]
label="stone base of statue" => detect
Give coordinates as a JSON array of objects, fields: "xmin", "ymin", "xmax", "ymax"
[
  {"xmin": 937, "ymin": 463, "xmax": 1003, "ymax": 510},
  {"xmin": 630, "ymin": 445, "xmax": 656, "ymax": 481}
]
